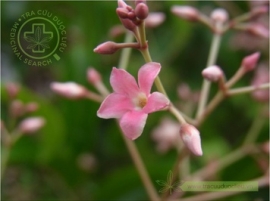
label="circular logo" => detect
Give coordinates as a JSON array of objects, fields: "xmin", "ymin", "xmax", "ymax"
[{"xmin": 10, "ymin": 10, "xmax": 67, "ymax": 66}]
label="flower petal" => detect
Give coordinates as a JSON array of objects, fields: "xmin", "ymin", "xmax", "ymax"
[
  {"xmin": 110, "ymin": 67, "xmax": 139, "ymax": 97},
  {"xmin": 97, "ymin": 93, "xmax": 133, "ymax": 119},
  {"xmin": 138, "ymin": 62, "xmax": 161, "ymax": 95},
  {"xmin": 143, "ymin": 92, "xmax": 170, "ymax": 113},
  {"xmin": 119, "ymin": 111, "xmax": 148, "ymax": 140}
]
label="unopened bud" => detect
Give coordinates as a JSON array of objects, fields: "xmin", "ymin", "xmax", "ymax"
[
  {"xmin": 247, "ymin": 24, "xmax": 269, "ymax": 38},
  {"xmin": 250, "ymin": 6, "xmax": 268, "ymax": 19},
  {"xmin": 94, "ymin": 41, "xmax": 120, "ymax": 54},
  {"xmin": 119, "ymin": 18, "xmax": 137, "ymax": 31},
  {"xmin": 251, "ymin": 64, "xmax": 269, "ymax": 102},
  {"xmin": 77, "ymin": 153, "xmax": 97, "ymax": 172},
  {"xmin": 5, "ymin": 83, "xmax": 20, "ymax": 99},
  {"xmin": 177, "ymin": 84, "xmax": 191, "ymax": 100},
  {"xmin": 202, "ymin": 65, "xmax": 224, "ymax": 82},
  {"xmin": 109, "ymin": 25, "xmax": 125, "ymax": 38},
  {"xmin": 135, "ymin": 0, "xmax": 146, "ymax": 6},
  {"xmin": 145, "ymin": 12, "xmax": 165, "ymax": 28},
  {"xmin": 210, "ymin": 8, "xmax": 228, "ymax": 23},
  {"xmin": 25, "ymin": 102, "xmax": 39, "ymax": 113},
  {"xmin": 87, "ymin": 68, "xmax": 101, "ymax": 84},
  {"xmin": 171, "ymin": 6, "xmax": 199, "ymax": 21},
  {"xmin": 50, "ymin": 82, "xmax": 88, "ymax": 99},
  {"xmin": 10, "ymin": 100, "xmax": 25, "ymax": 118},
  {"xmin": 179, "ymin": 124, "xmax": 203, "ymax": 156},
  {"xmin": 116, "ymin": 7, "xmax": 129, "ymax": 19},
  {"xmin": 118, "ymin": 0, "xmax": 128, "ymax": 8},
  {"xmin": 135, "ymin": 3, "xmax": 149, "ymax": 20},
  {"xmin": 19, "ymin": 117, "xmax": 45, "ymax": 134},
  {"xmin": 241, "ymin": 52, "xmax": 260, "ymax": 72},
  {"xmin": 261, "ymin": 141, "xmax": 270, "ymax": 154}
]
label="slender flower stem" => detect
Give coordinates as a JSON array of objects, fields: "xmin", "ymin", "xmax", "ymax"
[
  {"xmin": 225, "ymin": 67, "xmax": 245, "ymax": 88},
  {"xmin": 243, "ymin": 107, "xmax": 266, "ymax": 145},
  {"xmin": 196, "ymin": 91, "xmax": 224, "ymax": 127},
  {"xmin": 187, "ymin": 144, "xmax": 255, "ymax": 181},
  {"xmin": 120, "ymin": 126, "xmax": 160, "ymax": 201},
  {"xmin": 140, "ymin": 48, "xmax": 187, "ymax": 124},
  {"xmin": 85, "ymin": 91, "xmax": 104, "ymax": 102},
  {"xmin": 227, "ymin": 83, "xmax": 270, "ymax": 96},
  {"xmin": 119, "ymin": 31, "xmax": 135, "ymax": 70},
  {"xmin": 196, "ymin": 32, "xmax": 222, "ymax": 119}
]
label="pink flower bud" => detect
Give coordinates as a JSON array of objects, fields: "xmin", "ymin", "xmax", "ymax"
[
  {"xmin": 251, "ymin": 6, "xmax": 269, "ymax": 18},
  {"xmin": 177, "ymin": 83, "xmax": 191, "ymax": 100},
  {"xmin": 25, "ymin": 102, "xmax": 39, "ymax": 113},
  {"xmin": 135, "ymin": 0, "xmax": 146, "ymax": 6},
  {"xmin": 5, "ymin": 83, "xmax": 20, "ymax": 99},
  {"xmin": 19, "ymin": 117, "xmax": 45, "ymax": 134},
  {"xmin": 87, "ymin": 68, "xmax": 101, "ymax": 84},
  {"xmin": 120, "ymin": 18, "xmax": 137, "ymax": 31},
  {"xmin": 171, "ymin": 6, "xmax": 199, "ymax": 21},
  {"xmin": 241, "ymin": 52, "xmax": 260, "ymax": 72},
  {"xmin": 10, "ymin": 100, "xmax": 25, "ymax": 118},
  {"xmin": 77, "ymin": 153, "xmax": 97, "ymax": 172},
  {"xmin": 251, "ymin": 64, "xmax": 269, "ymax": 102},
  {"xmin": 202, "ymin": 65, "xmax": 224, "ymax": 82},
  {"xmin": 118, "ymin": 0, "xmax": 128, "ymax": 8},
  {"xmin": 145, "ymin": 12, "xmax": 165, "ymax": 28},
  {"xmin": 135, "ymin": 3, "xmax": 149, "ymax": 20},
  {"xmin": 50, "ymin": 82, "xmax": 88, "ymax": 99},
  {"xmin": 94, "ymin": 41, "xmax": 120, "ymax": 54},
  {"xmin": 247, "ymin": 24, "xmax": 269, "ymax": 38},
  {"xmin": 179, "ymin": 124, "xmax": 203, "ymax": 156},
  {"xmin": 116, "ymin": 7, "xmax": 129, "ymax": 19},
  {"xmin": 109, "ymin": 25, "xmax": 125, "ymax": 38},
  {"xmin": 210, "ymin": 8, "xmax": 228, "ymax": 23}
]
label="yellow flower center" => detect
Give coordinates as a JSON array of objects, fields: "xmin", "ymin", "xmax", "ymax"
[{"xmin": 133, "ymin": 93, "xmax": 147, "ymax": 109}]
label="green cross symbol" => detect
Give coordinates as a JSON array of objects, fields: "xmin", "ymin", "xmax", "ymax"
[{"xmin": 24, "ymin": 23, "xmax": 53, "ymax": 53}]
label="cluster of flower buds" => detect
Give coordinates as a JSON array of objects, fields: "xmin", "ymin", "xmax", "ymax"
[
  {"xmin": 2, "ymin": 83, "xmax": 46, "ymax": 136},
  {"xmin": 94, "ymin": 0, "xmax": 165, "ymax": 55},
  {"xmin": 171, "ymin": 4, "xmax": 269, "ymax": 37},
  {"xmin": 109, "ymin": 12, "xmax": 165, "ymax": 38},
  {"xmin": 117, "ymin": 0, "xmax": 149, "ymax": 30}
]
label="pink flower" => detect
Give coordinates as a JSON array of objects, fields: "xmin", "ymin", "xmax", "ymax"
[{"xmin": 97, "ymin": 62, "xmax": 170, "ymax": 140}]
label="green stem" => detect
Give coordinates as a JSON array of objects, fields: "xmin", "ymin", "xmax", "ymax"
[
  {"xmin": 196, "ymin": 91, "xmax": 224, "ymax": 127},
  {"xmin": 227, "ymin": 83, "xmax": 270, "ymax": 96},
  {"xmin": 187, "ymin": 145, "xmax": 254, "ymax": 181},
  {"xmin": 121, "ymin": 130, "xmax": 160, "ymax": 201},
  {"xmin": 243, "ymin": 107, "xmax": 266, "ymax": 145},
  {"xmin": 1, "ymin": 147, "xmax": 10, "ymax": 179},
  {"xmin": 118, "ymin": 31, "xmax": 135, "ymax": 70},
  {"xmin": 196, "ymin": 32, "xmax": 222, "ymax": 119}
]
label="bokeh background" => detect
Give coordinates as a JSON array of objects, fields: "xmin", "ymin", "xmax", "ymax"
[{"xmin": 1, "ymin": 1, "xmax": 269, "ymax": 200}]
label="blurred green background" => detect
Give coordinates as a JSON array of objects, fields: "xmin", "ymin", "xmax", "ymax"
[{"xmin": 1, "ymin": 1, "xmax": 269, "ymax": 200}]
